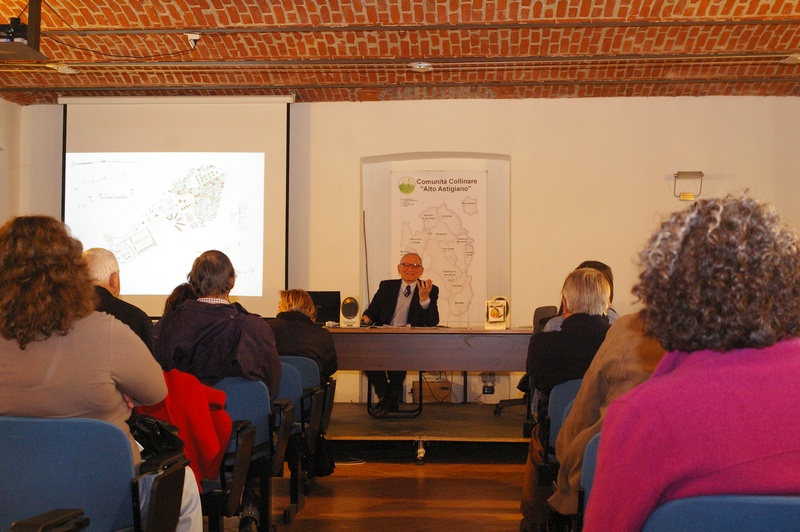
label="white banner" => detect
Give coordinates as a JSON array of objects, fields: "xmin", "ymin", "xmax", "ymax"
[{"xmin": 391, "ymin": 170, "xmax": 488, "ymax": 326}]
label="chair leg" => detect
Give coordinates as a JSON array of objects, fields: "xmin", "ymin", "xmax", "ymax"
[
  {"xmin": 258, "ymin": 460, "xmax": 272, "ymax": 532},
  {"xmin": 288, "ymin": 440, "xmax": 305, "ymax": 512}
]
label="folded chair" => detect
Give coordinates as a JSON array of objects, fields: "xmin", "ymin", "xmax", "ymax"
[
  {"xmin": 200, "ymin": 419, "xmax": 256, "ymax": 532},
  {"xmin": 211, "ymin": 377, "xmax": 294, "ymax": 532},
  {"xmin": 275, "ymin": 362, "xmax": 308, "ymax": 523},
  {"xmin": 0, "ymin": 416, "xmax": 188, "ymax": 532},
  {"xmin": 575, "ymin": 432, "xmax": 601, "ymax": 531},
  {"xmin": 279, "ymin": 356, "xmax": 326, "ymax": 490},
  {"xmin": 545, "ymin": 379, "xmax": 584, "ymax": 459},
  {"xmin": 534, "ymin": 379, "xmax": 583, "ymax": 492}
]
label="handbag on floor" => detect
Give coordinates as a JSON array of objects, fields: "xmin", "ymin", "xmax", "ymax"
[{"xmin": 314, "ymin": 434, "xmax": 336, "ymax": 477}]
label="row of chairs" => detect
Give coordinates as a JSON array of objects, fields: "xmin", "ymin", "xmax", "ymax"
[
  {"xmin": 206, "ymin": 356, "xmax": 336, "ymax": 531},
  {"xmin": 0, "ymin": 357, "xmax": 335, "ymax": 531}
]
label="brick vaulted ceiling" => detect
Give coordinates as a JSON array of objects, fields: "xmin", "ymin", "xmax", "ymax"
[{"xmin": 1, "ymin": 1, "xmax": 799, "ymax": 106}]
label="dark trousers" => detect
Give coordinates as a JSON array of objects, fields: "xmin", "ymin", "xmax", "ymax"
[
  {"xmin": 520, "ymin": 424, "xmax": 555, "ymax": 530},
  {"xmin": 365, "ymin": 370, "xmax": 406, "ymax": 405}
]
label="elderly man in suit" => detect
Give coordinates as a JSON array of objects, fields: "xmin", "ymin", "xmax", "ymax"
[{"xmin": 361, "ymin": 252, "xmax": 439, "ymax": 417}]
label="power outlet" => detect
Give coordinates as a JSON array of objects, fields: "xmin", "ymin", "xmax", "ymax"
[{"xmin": 482, "ymin": 385, "xmax": 495, "ymax": 395}]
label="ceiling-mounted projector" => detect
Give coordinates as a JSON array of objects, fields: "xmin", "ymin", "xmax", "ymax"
[{"xmin": 0, "ymin": 17, "xmax": 49, "ymax": 61}]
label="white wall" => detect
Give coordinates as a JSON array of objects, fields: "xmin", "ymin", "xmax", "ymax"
[
  {"xmin": 0, "ymin": 99, "xmax": 21, "ymax": 222},
  {"xmin": 5, "ymin": 96, "xmax": 800, "ymax": 403},
  {"xmin": 288, "ymin": 97, "xmax": 800, "ymax": 326},
  {"xmin": 0, "ymin": 104, "xmax": 63, "ymax": 219}
]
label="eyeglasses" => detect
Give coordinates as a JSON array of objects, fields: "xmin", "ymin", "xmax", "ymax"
[{"xmin": 399, "ymin": 262, "xmax": 422, "ymax": 269}]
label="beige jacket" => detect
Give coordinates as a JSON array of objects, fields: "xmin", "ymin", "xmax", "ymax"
[
  {"xmin": 548, "ymin": 312, "xmax": 665, "ymax": 514},
  {"xmin": 0, "ymin": 311, "xmax": 166, "ymax": 467}
]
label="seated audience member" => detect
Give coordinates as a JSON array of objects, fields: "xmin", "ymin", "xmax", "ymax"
[
  {"xmin": 154, "ymin": 249, "xmax": 280, "ymax": 532},
  {"xmin": 543, "ymin": 260, "xmax": 619, "ymax": 332},
  {"xmin": 154, "ymin": 250, "xmax": 281, "ymax": 401},
  {"xmin": 0, "ymin": 216, "xmax": 201, "ymax": 531},
  {"xmin": 267, "ymin": 288, "xmax": 338, "ymax": 380},
  {"xmin": 361, "ymin": 252, "xmax": 439, "ymax": 417},
  {"xmin": 516, "ymin": 260, "xmax": 620, "ymax": 400},
  {"xmin": 521, "ymin": 267, "xmax": 611, "ymax": 530},
  {"xmin": 527, "ymin": 268, "xmax": 611, "ymax": 398},
  {"xmin": 83, "ymin": 246, "xmax": 154, "ymax": 352},
  {"xmin": 547, "ymin": 312, "xmax": 666, "ymax": 518},
  {"xmin": 154, "ymin": 282, "xmax": 197, "ymax": 339},
  {"xmin": 584, "ymin": 196, "xmax": 800, "ymax": 531},
  {"xmin": 163, "ymin": 282, "xmax": 197, "ymax": 314}
]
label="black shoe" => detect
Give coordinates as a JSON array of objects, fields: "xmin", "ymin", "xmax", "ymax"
[{"xmin": 371, "ymin": 400, "xmax": 390, "ymax": 418}]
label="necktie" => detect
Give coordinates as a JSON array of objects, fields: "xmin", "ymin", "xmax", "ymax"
[{"xmin": 404, "ymin": 285, "xmax": 411, "ymax": 297}]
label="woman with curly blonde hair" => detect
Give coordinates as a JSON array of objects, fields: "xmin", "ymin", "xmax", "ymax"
[
  {"xmin": 0, "ymin": 215, "xmax": 202, "ymax": 530},
  {"xmin": 584, "ymin": 196, "xmax": 800, "ymax": 531}
]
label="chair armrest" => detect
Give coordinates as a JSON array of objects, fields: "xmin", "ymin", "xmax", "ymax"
[
  {"xmin": 139, "ymin": 451, "xmax": 190, "ymax": 475},
  {"xmin": 319, "ymin": 379, "xmax": 336, "ymax": 435},
  {"xmin": 302, "ymin": 387, "xmax": 326, "ymax": 453},
  {"xmin": 10, "ymin": 509, "xmax": 89, "ymax": 531},
  {"xmin": 137, "ymin": 458, "xmax": 187, "ymax": 532},
  {"xmin": 270, "ymin": 398, "xmax": 295, "ymax": 476}
]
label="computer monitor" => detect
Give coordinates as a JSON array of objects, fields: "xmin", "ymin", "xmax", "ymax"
[{"xmin": 308, "ymin": 291, "xmax": 341, "ymax": 325}]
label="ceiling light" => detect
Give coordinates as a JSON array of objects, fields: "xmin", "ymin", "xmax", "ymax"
[
  {"xmin": 45, "ymin": 64, "xmax": 79, "ymax": 74},
  {"xmin": 780, "ymin": 54, "xmax": 800, "ymax": 64},
  {"xmin": 408, "ymin": 61, "xmax": 433, "ymax": 73}
]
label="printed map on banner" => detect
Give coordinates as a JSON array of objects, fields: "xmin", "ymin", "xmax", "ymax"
[{"xmin": 391, "ymin": 170, "xmax": 488, "ymax": 326}]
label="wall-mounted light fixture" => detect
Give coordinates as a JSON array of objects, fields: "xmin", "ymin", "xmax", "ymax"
[{"xmin": 673, "ymin": 171, "xmax": 704, "ymax": 201}]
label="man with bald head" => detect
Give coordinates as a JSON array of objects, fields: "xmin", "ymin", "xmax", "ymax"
[{"xmin": 361, "ymin": 252, "xmax": 440, "ymax": 417}]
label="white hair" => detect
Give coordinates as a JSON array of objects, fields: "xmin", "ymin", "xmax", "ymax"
[{"xmin": 82, "ymin": 247, "xmax": 120, "ymax": 284}]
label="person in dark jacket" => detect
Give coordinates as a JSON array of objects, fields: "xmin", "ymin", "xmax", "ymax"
[
  {"xmin": 154, "ymin": 250, "xmax": 280, "ymax": 532},
  {"xmin": 154, "ymin": 250, "xmax": 281, "ymax": 401},
  {"xmin": 361, "ymin": 252, "xmax": 439, "ymax": 417},
  {"xmin": 267, "ymin": 288, "xmax": 338, "ymax": 380},
  {"xmin": 83, "ymin": 247, "xmax": 154, "ymax": 353},
  {"xmin": 521, "ymin": 267, "xmax": 611, "ymax": 531}
]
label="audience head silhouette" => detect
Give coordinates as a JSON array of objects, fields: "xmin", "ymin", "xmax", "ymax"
[
  {"xmin": 633, "ymin": 194, "xmax": 800, "ymax": 352},
  {"xmin": 188, "ymin": 250, "xmax": 236, "ymax": 298},
  {"xmin": 278, "ymin": 289, "xmax": 317, "ymax": 322},
  {"xmin": 163, "ymin": 282, "xmax": 197, "ymax": 314},
  {"xmin": 576, "ymin": 260, "xmax": 614, "ymax": 303},
  {"xmin": 0, "ymin": 216, "xmax": 96, "ymax": 349},
  {"xmin": 83, "ymin": 247, "xmax": 122, "ymax": 297},
  {"xmin": 561, "ymin": 267, "xmax": 610, "ymax": 317}
]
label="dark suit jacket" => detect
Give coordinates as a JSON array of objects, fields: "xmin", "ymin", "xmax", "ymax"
[
  {"xmin": 363, "ymin": 279, "xmax": 440, "ymax": 327},
  {"xmin": 95, "ymin": 286, "xmax": 155, "ymax": 353}
]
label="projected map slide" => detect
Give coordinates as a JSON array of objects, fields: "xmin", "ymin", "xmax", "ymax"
[{"xmin": 64, "ymin": 152, "xmax": 265, "ymax": 296}]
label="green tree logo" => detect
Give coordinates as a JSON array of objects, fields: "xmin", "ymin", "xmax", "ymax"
[{"xmin": 398, "ymin": 177, "xmax": 415, "ymax": 194}]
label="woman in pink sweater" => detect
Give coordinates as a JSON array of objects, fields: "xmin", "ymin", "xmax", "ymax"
[{"xmin": 584, "ymin": 195, "xmax": 800, "ymax": 531}]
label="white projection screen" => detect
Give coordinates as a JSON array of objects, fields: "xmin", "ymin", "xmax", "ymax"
[{"xmin": 61, "ymin": 96, "xmax": 291, "ymax": 318}]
